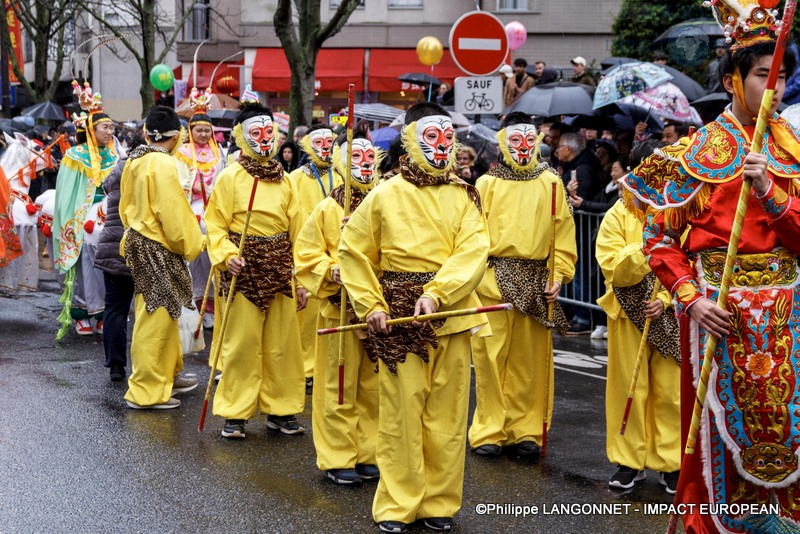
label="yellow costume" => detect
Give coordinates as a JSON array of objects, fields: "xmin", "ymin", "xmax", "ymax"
[
  {"xmin": 294, "ymin": 191, "xmax": 378, "ymax": 473},
  {"xmin": 205, "ymin": 161, "xmax": 305, "ymax": 421},
  {"xmin": 119, "ymin": 147, "xmax": 204, "ymax": 407},
  {"xmin": 289, "ymin": 160, "xmax": 343, "ymax": 379},
  {"xmin": 468, "ymin": 163, "xmax": 577, "ymax": 452},
  {"xmin": 595, "ymin": 200, "xmax": 680, "ymax": 473},
  {"xmin": 339, "ymin": 156, "xmax": 489, "ymax": 523}
]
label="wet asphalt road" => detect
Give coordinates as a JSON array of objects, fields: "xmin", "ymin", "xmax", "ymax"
[{"xmin": 1, "ymin": 267, "xmax": 680, "ymax": 534}]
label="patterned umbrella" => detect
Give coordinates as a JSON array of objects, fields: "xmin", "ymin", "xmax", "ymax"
[
  {"xmin": 593, "ymin": 61, "xmax": 673, "ymax": 110},
  {"xmin": 619, "ymin": 82, "xmax": 702, "ymax": 125}
]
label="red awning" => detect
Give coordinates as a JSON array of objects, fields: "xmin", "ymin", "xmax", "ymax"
[
  {"xmin": 186, "ymin": 60, "xmax": 244, "ymax": 92},
  {"xmin": 367, "ymin": 49, "xmax": 465, "ymax": 92},
  {"xmin": 252, "ymin": 49, "xmax": 365, "ymax": 93}
]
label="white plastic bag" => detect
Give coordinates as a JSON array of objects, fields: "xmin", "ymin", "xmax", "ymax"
[{"xmin": 178, "ymin": 306, "xmax": 205, "ymax": 355}]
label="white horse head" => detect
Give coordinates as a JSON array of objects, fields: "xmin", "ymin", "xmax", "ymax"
[
  {"xmin": 2, "ymin": 130, "xmax": 48, "ymax": 226},
  {"xmin": 1, "ymin": 131, "xmax": 46, "ymax": 195}
]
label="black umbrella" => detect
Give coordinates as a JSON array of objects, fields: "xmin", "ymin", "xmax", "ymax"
[
  {"xmin": 21, "ymin": 101, "xmax": 65, "ymax": 122},
  {"xmin": 653, "ymin": 18, "xmax": 723, "ymax": 45},
  {"xmin": 609, "ymin": 103, "xmax": 666, "ymax": 133},
  {"xmin": 691, "ymin": 92, "xmax": 730, "ymax": 123},
  {"xmin": 600, "ymin": 57, "xmax": 636, "ymax": 70},
  {"xmin": 504, "ymin": 82, "xmax": 594, "ymax": 117},
  {"xmin": 569, "ymin": 114, "xmax": 618, "ymax": 132},
  {"xmin": 0, "ymin": 118, "xmax": 28, "ymax": 133},
  {"xmin": 398, "ymin": 72, "xmax": 441, "ymax": 88},
  {"xmin": 207, "ymin": 109, "xmax": 237, "ymax": 121}
]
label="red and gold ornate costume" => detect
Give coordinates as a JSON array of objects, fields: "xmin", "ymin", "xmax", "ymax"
[{"xmin": 623, "ymin": 107, "xmax": 800, "ymax": 532}]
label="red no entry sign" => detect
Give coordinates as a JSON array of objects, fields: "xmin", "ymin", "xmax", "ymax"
[{"xmin": 449, "ymin": 11, "xmax": 509, "ymax": 77}]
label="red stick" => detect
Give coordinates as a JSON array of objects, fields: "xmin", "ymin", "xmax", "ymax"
[
  {"xmin": 338, "ymin": 83, "xmax": 356, "ymax": 406},
  {"xmin": 199, "ymin": 173, "xmax": 260, "ymax": 432}
]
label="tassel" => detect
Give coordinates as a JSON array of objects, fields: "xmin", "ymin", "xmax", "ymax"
[
  {"xmin": 55, "ymin": 268, "xmax": 76, "ymax": 341},
  {"xmin": 58, "ymin": 134, "xmax": 70, "ymax": 155},
  {"xmin": 25, "ymin": 202, "xmax": 37, "ymax": 216}
]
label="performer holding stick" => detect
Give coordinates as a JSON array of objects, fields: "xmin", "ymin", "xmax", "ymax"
[
  {"xmin": 338, "ymin": 102, "xmax": 489, "ymax": 533},
  {"xmin": 294, "ymin": 124, "xmax": 381, "ymax": 486},
  {"xmin": 622, "ymin": 1, "xmax": 800, "ymax": 531},
  {"xmin": 595, "ymin": 140, "xmax": 681, "ymax": 493},
  {"xmin": 203, "ymin": 103, "xmax": 307, "ymax": 439},
  {"xmin": 468, "ymin": 112, "xmax": 576, "ymax": 461}
]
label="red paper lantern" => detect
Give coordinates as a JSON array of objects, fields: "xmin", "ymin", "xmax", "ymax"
[{"xmin": 216, "ymin": 75, "xmax": 239, "ymax": 95}]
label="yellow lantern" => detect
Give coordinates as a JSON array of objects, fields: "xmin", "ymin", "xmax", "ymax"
[{"xmin": 416, "ymin": 36, "xmax": 443, "ymax": 66}]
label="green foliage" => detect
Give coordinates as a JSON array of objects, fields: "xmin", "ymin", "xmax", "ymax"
[{"xmin": 610, "ymin": 0, "xmax": 707, "ymax": 60}]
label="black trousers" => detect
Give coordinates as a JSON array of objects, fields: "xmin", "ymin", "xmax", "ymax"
[{"xmin": 102, "ymin": 271, "xmax": 135, "ymax": 369}]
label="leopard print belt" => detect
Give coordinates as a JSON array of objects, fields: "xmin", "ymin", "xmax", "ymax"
[
  {"xmin": 488, "ymin": 256, "xmax": 569, "ymax": 336},
  {"xmin": 613, "ymin": 272, "xmax": 681, "ymax": 363},
  {"xmin": 362, "ymin": 270, "xmax": 442, "ymax": 375},
  {"xmin": 124, "ymin": 229, "xmax": 193, "ymax": 318},
  {"xmin": 219, "ymin": 232, "xmax": 293, "ymax": 313},
  {"xmin": 698, "ymin": 249, "xmax": 798, "ymax": 288}
]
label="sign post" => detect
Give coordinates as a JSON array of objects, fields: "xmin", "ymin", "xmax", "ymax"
[
  {"xmin": 449, "ymin": 11, "xmax": 509, "ymax": 77},
  {"xmin": 454, "ymin": 76, "xmax": 503, "ymax": 114}
]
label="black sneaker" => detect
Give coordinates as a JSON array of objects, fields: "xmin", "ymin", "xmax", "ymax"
[
  {"xmin": 266, "ymin": 414, "xmax": 305, "ymax": 435},
  {"xmin": 378, "ymin": 521, "xmax": 407, "ymax": 533},
  {"xmin": 306, "ymin": 377, "xmax": 313, "ymax": 391},
  {"xmin": 474, "ymin": 444, "xmax": 502, "ymax": 457},
  {"xmin": 221, "ymin": 419, "xmax": 247, "ymax": 439},
  {"xmin": 326, "ymin": 468, "xmax": 361, "ymax": 485},
  {"xmin": 423, "ymin": 517, "xmax": 453, "ymax": 531},
  {"xmin": 109, "ymin": 364, "xmax": 125, "ymax": 382},
  {"xmin": 659, "ymin": 470, "xmax": 680, "ymax": 495},
  {"xmin": 512, "ymin": 441, "xmax": 541, "ymax": 457},
  {"xmin": 566, "ymin": 321, "xmax": 591, "ymax": 336},
  {"xmin": 356, "ymin": 463, "xmax": 380, "ymax": 481},
  {"xmin": 609, "ymin": 466, "xmax": 646, "ymax": 489}
]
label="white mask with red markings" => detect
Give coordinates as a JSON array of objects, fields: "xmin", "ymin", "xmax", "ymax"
[
  {"xmin": 342, "ymin": 138, "xmax": 377, "ymax": 185},
  {"xmin": 414, "ymin": 115, "xmax": 455, "ymax": 170},
  {"xmin": 308, "ymin": 128, "xmax": 334, "ymax": 164},
  {"xmin": 241, "ymin": 115, "xmax": 275, "ymax": 158},
  {"xmin": 498, "ymin": 122, "xmax": 539, "ymax": 172}
]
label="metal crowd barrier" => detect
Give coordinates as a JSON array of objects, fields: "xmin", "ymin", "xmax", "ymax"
[{"xmin": 558, "ymin": 209, "xmax": 607, "ymax": 312}]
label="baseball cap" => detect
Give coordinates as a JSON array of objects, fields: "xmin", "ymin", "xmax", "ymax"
[
  {"xmin": 571, "ymin": 56, "xmax": 587, "ymax": 67},
  {"xmin": 499, "ymin": 64, "xmax": 513, "ymax": 78}
]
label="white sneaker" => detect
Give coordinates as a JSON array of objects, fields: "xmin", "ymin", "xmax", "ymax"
[
  {"xmin": 202, "ymin": 312, "xmax": 214, "ymax": 329},
  {"xmin": 126, "ymin": 397, "xmax": 180, "ymax": 410},
  {"xmin": 591, "ymin": 325, "xmax": 608, "ymax": 339}
]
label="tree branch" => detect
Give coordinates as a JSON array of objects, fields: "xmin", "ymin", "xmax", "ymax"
[{"xmin": 316, "ymin": 0, "xmax": 360, "ymax": 46}]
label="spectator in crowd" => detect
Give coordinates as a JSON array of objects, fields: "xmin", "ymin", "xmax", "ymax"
[
  {"xmin": 95, "ymin": 129, "xmax": 146, "ymax": 382},
  {"xmin": 503, "ymin": 58, "xmax": 535, "ymax": 107},
  {"xmin": 435, "ymin": 82, "xmax": 454, "ymax": 106},
  {"xmin": 707, "ymin": 38, "xmax": 727, "ymax": 93},
  {"xmin": 498, "ymin": 64, "xmax": 514, "ymax": 89},
  {"xmin": 277, "ymin": 141, "xmax": 300, "ymax": 173},
  {"xmin": 593, "ymin": 140, "xmax": 618, "ymax": 184},
  {"xmin": 533, "ymin": 61, "xmax": 546, "ymax": 81},
  {"xmin": 661, "ymin": 123, "xmax": 691, "ymax": 145},
  {"xmin": 547, "ymin": 122, "xmax": 573, "ymax": 167},
  {"xmin": 615, "ymin": 130, "xmax": 634, "ymax": 163},
  {"xmin": 652, "ymin": 51, "xmax": 669, "ymax": 65},
  {"xmin": 558, "ymin": 132, "xmax": 604, "ymax": 335},
  {"xmin": 571, "ymin": 56, "xmax": 596, "ymax": 87},
  {"xmin": 293, "ymin": 125, "xmax": 310, "ymax": 167},
  {"xmin": 455, "ymin": 145, "xmax": 479, "ymax": 185}
]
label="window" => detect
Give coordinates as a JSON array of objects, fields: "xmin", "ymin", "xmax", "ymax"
[
  {"xmin": 495, "ymin": 0, "xmax": 528, "ymax": 10},
  {"xmin": 388, "ymin": 0, "xmax": 422, "ymax": 7},
  {"xmin": 181, "ymin": 0, "xmax": 210, "ymax": 42}
]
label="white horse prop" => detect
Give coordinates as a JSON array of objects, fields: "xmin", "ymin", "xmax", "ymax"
[{"xmin": 0, "ymin": 132, "xmax": 48, "ymax": 291}]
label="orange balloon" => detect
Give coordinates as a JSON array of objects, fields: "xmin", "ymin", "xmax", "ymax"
[{"xmin": 416, "ymin": 36, "xmax": 443, "ymax": 66}]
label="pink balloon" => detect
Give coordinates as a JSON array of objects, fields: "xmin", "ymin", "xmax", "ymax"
[{"xmin": 505, "ymin": 21, "xmax": 527, "ymax": 51}]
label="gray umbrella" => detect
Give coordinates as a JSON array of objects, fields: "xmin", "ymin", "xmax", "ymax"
[
  {"xmin": 21, "ymin": 101, "xmax": 65, "ymax": 122},
  {"xmin": 503, "ymin": 82, "xmax": 594, "ymax": 118}
]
